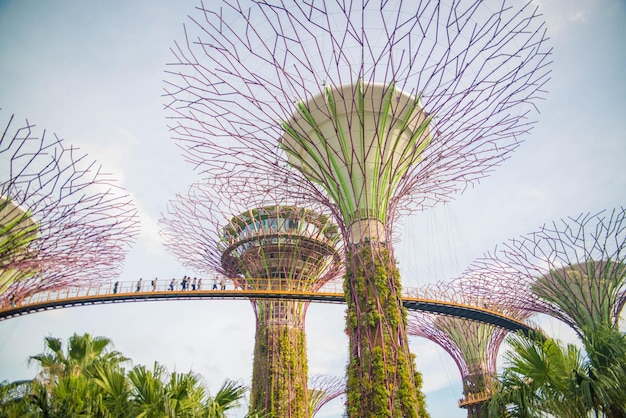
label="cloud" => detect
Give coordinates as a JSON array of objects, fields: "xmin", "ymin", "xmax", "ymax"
[{"xmin": 532, "ymin": 0, "xmax": 594, "ymax": 35}]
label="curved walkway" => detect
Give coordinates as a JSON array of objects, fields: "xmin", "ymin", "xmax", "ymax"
[{"xmin": 0, "ymin": 280, "xmax": 533, "ymax": 334}]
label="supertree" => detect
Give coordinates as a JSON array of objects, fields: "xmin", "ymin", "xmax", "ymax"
[
  {"xmin": 0, "ymin": 114, "xmax": 140, "ymax": 305},
  {"xmin": 408, "ymin": 281, "xmax": 532, "ymax": 418},
  {"xmin": 159, "ymin": 180, "xmax": 343, "ymax": 417},
  {"xmin": 164, "ymin": 1, "xmax": 551, "ymax": 415},
  {"xmin": 462, "ymin": 207, "xmax": 626, "ymax": 338},
  {"xmin": 308, "ymin": 374, "xmax": 345, "ymax": 417}
]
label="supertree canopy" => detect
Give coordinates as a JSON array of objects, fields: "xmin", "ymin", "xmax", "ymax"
[
  {"xmin": 164, "ymin": 1, "xmax": 551, "ymax": 415},
  {"xmin": 408, "ymin": 282, "xmax": 532, "ymax": 418},
  {"xmin": 462, "ymin": 208, "xmax": 626, "ymax": 338},
  {"xmin": 159, "ymin": 181, "xmax": 343, "ymax": 417},
  {"xmin": 0, "ymin": 114, "xmax": 140, "ymax": 305}
]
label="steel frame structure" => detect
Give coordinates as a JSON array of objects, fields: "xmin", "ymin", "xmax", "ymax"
[
  {"xmin": 308, "ymin": 374, "xmax": 345, "ymax": 417},
  {"xmin": 159, "ymin": 180, "xmax": 343, "ymax": 417},
  {"xmin": 461, "ymin": 208, "xmax": 626, "ymax": 338},
  {"xmin": 0, "ymin": 114, "xmax": 139, "ymax": 306},
  {"xmin": 0, "ymin": 279, "xmax": 535, "ymax": 336},
  {"xmin": 163, "ymin": 1, "xmax": 552, "ymax": 415},
  {"xmin": 408, "ymin": 281, "xmax": 532, "ymax": 418}
]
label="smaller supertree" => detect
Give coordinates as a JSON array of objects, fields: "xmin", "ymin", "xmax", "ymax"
[
  {"xmin": 408, "ymin": 281, "xmax": 532, "ymax": 418},
  {"xmin": 308, "ymin": 374, "xmax": 345, "ymax": 417},
  {"xmin": 1, "ymin": 114, "xmax": 140, "ymax": 304},
  {"xmin": 462, "ymin": 208, "xmax": 626, "ymax": 338},
  {"xmin": 160, "ymin": 180, "xmax": 343, "ymax": 418}
]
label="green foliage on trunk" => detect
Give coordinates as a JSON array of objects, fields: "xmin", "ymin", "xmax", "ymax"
[
  {"xmin": 344, "ymin": 243, "xmax": 428, "ymax": 417},
  {"xmin": 250, "ymin": 325, "xmax": 309, "ymax": 418}
]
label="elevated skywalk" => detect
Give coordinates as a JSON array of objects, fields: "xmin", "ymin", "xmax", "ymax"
[{"xmin": 0, "ymin": 280, "xmax": 533, "ymax": 334}]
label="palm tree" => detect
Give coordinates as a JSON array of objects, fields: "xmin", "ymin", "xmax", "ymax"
[
  {"xmin": 0, "ymin": 379, "xmax": 35, "ymax": 418},
  {"xmin": 48, "ymin": 373, "xmax": 107, "ymax": 417},
  {"xmin": 128, "ymin": 362, "xmax": 169, "ymax": 417},
  {"xmin": 5, "ymin": 333, "xmax": 253, "ymax": 417},
  {"xmin": 24, "ymin": 332, "xmax": 128, "ymax": 417},
  {"xmin": 489, "ymin": 326, "xmax": 626, "ymax": 418},
  {"xmin": 128, "ymin": 361, "xmax": 250, "ymax": 418},
  {"xmin": 488, "ymin": 331, "xmax": 590, "ymax": 418},
  {"xmin": 205, "ymin": 379, "xmax": 248, "ymax": 417},
  {"xmin": 29, "ymin": 333, "xmax": 128, "ymax": 383},
  {"xmin": 578, "ymin": 324, "xmax": 626, "ymax": 418},
  {"xmin": 165, "ymin": 370, "xmax": 206, "ymax": 417},
  {"xmin": 92, "ymin": 362, "xmax": 133, "ymax": 417}
]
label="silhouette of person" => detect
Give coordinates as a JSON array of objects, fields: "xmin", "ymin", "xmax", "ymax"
[
  {"xmin": 136, "ymin": 278, "xmax": 142, "ymax": 292},
  {"xmin": 113, "ymin": 281, "xmax": 119, "ymax": 294}
]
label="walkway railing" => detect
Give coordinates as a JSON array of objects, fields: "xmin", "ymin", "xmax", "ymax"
[
  {"xmin": 0, "ymin": 279, "xmax": 535, "ymax": 333},
  {"xmin": 458, "ymin": 390, "xmax": 492, "ymax": 408}
]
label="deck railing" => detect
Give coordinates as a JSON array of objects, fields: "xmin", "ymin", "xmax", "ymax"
[
  {"xmin": 0, "ymin": 279, "xmax": 535, "ymax": 332},
  {"xmin": 458, "ymin": 389, "xmax": 492, "ymax": 408}
]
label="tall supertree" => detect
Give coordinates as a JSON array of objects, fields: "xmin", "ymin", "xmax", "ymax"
[
  {"xmin": 159, "ymin": 181, "xmax": 343, "ymax": 417},
  {"xmin": 408, "ymin": 282, "xmax": 532, "ymax": 418},
  {"xmin": 308, "ymin": 374, "xmax": 345, "ymax": 417},
  {"xmin": 0, "ymin": 114, "xmax": 140, "ymax": 305},
  {"xmin": 462, "ymin": 208, "xmax": 626, "ymax": 337},
  {"xmin": 164, "ymin": 1, "xmax": 551, "ymax": 415}
]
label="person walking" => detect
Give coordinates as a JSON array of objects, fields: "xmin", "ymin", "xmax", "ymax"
[
  {"xmin": 136, "ymin": 278, "xmax": 142, "ymax": 292},
  {"xmin": 169, "ymin": 279, "xmax": 175, "ymax": 291}
]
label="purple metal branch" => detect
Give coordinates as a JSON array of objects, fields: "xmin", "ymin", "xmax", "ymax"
[
  {"xmin": 461, "ymin": 208, "xmax": 626, "ymax": 336},
  {"xmin": 308, "ymin": 374, "xmax": 346, "ymax": 416},
  {"xmin": 164, "ymin": 0, "xmax": 552, "ymax": 229},
  {"xmin": 1, "ymin": 114, "xmax": 140, "ymax": 305}
]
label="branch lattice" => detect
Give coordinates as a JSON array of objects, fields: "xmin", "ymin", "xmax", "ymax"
[
  {"xmin": 1, "ymin": 114, "xmax": 140, "ymax": 305},
  {"xmin": 164, "ymin": 0, "xmax": 552, "ymax": 235},
  {"xmin": 163, "ymin": 2, "xmax": 552, "ymax": 415},
  {"xmin": 159, "ymin": 179, "xmax": 343, "ymax": 417},
  {"xmin": 308, "ymin": 374, "xmax": 346, "ymax": 417},
  {"xmin": 408, "ymin": 281, "xmax": 532, "ymax": 413},
  {"xmin": 460, "ymin": 208, "xmax": 626, "ymax": 337}
]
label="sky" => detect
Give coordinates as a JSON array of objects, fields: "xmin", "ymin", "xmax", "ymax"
[{"xmin": 0, "ymin": 0, "xmax": 625, "ymax": 417}]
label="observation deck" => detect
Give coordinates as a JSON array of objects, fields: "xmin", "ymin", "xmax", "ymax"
[{"xmin": 458, "ymin": 390, "xmax": 492, "ymax": 408}]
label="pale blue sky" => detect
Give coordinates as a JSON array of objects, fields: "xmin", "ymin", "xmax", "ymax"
[{"xmin": 1, "ymin": 1, "xmax": 625, "ymax": 417}]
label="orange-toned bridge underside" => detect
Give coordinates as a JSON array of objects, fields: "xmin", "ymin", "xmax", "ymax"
[{"xmin": 0, "ymin": 280, "xmax": 533, "ymax": 334}]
